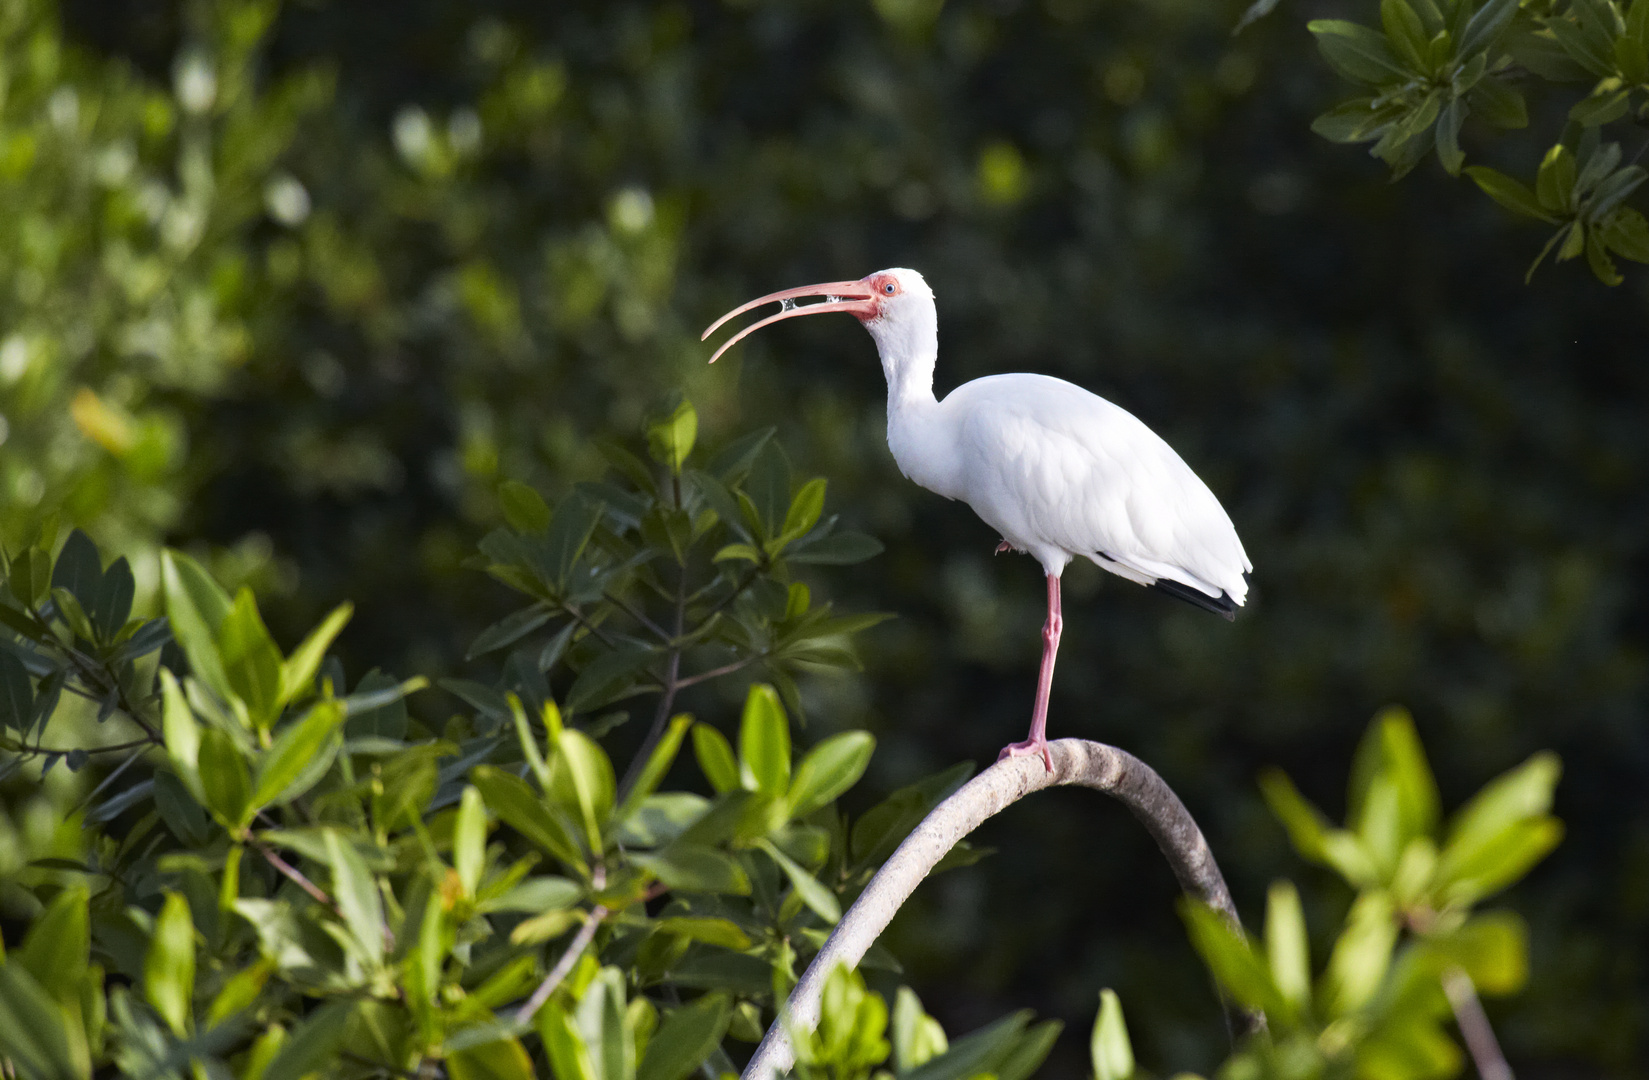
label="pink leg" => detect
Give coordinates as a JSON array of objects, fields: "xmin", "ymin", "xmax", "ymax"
[{"xmin": 999, "ymin": 574, "xmax": 1063, "ymax": 771}]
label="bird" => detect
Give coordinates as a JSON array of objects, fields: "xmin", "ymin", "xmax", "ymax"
[{"xmin": 702, "ymin": 268, "xmax": 1251, "ymax": 769}]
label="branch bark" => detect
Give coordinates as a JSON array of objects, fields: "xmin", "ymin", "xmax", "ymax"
[{"xmin": 742, "ymin": 737, "xmax": 1261, "ymax": 1080}]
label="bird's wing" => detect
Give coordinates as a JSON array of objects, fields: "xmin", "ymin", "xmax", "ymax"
[{"xmin": 948, "ymin": 374, "xmax": 1251, "ymax": 602}]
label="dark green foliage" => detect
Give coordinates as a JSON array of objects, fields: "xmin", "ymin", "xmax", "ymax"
[
  {"xmin": 1300, "ymin": 0, "xmax": 1649, "ymax": 282},
  {"xmin": 0, "ymin": 426, "xmax": 1007, "ymax": 1079}
]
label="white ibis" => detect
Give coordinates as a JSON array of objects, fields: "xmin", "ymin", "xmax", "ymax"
[{"xmin": 703, "ymin": 268, "xmax": 1251, "ymax": 769}]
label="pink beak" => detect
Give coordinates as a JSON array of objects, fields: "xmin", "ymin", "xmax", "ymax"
[{"xmin": 701, "ymin": 279, "xmax": 878, "ymax": 364}]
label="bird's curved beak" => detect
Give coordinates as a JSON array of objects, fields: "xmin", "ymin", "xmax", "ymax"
[{"xmin": 701, "ymin": 279, "xmax": 878, "ymax": 363}]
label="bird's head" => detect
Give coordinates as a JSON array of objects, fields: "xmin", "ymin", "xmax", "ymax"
[{"xmin": 702, "ymin": 267, "xmax": 933, "ymax": 364}]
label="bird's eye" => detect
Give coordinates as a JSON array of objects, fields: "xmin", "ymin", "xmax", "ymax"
[{"xmin": 883, "ymin": 282, "xmax": 896, "ymax": 294}]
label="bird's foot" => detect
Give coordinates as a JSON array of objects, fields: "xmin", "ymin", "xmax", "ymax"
[
  {"xmin": 998, "ymin": 738, "xmax": 1053, "ymax": 772},
  {"xmin": 994, "ymin": 540, "xmax": 1012, "ymax": 555}
]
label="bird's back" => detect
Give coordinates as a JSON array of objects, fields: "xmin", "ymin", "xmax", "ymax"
[{"xmin": 935, "ymin": 373, "xmax": 1250, "ymax": 605}]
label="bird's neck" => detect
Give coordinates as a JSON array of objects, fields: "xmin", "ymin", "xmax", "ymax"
[
  {"xmin": 869, "ymin": 307, "xmax": 959, "ymax": 497},
  {"xmin": 867, "ymin": 305, "xmax": 939, "ymax": 411}
]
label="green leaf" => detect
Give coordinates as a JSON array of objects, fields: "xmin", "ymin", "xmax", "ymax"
[
  {"xmin": 1264, "ymin": 881, "xmax": 1311, "ymax": 1014},
  {"xmin": 1179, "ymin": 901, "xmax": 1281, "ymax": 1015},
  {"xmin": 781, "ymin": 478, "xmax": 827, "ymax": 541},
  {"xmin": 759, "ymin": 839, "xmax": 841, "ymax": 923},
  {"xmin": 1571, "ymin": 87, "xmax": 1632, "ymax": 126},
  {"xmin": 145, "ymin": 892, "xmax": 196, "ymax": 1037},
  {"xmin": 467, "ymin": 604, "xmax": 554, "ymax": 660},
  {"xmin": 1587, "ymin": 229, "xmax": 1623, "ymax": 283},
  {"xmin": 251, "ymin": 700, "xmax": 347, "ymax": 809},
  {"xmin": 161, "ymin": 549, "xmax": 234, "ymax": 703},
  {"xmin": 1381, "ymin": 0, "xmax": 1431, "ymax": 70},
  {"xmin": 738, "ymin": 684, "xmax": 791, "ymax": 796},
  {"xmin": 48, "ymin": 587, "xmax": 95, "ymax": 645},
  {"xmin": 558, "ymin": 727, "xmax": 617, "ymax": 851},
  {"xmin": 536, "ymin": 491, "xmax": 604, "ymax": 591},
  {"xmin": 691, "ymin": 723, "xmax": 740, "ymax": 793},
  {"xmin": 1459, "ymin": 0, "xmax": 1518, "ymax": 57},
  {"xmin": 1311, "ymin": 96, "xmax": 1396, "ymax": 143},
  {"xmin": 656, "ymin": 916, "xmax": 753, "ymax": 950},
  {"xmin": 1465, "ymin": 166, "xmax": 1554, "ymax": 221},
  {"xmin": 1598, "ymin": 206, "xmax": 1649, "ymax": 260},
  {"xmin": 1443, "ymin": 751, "xmax": 1561, "ymax": 858},
  {"xmin": 324, "ymin": 826, "xmax": 385, "ymax": 967},
  {"xmin": 9, "ymin": 548, "xmax": 51, "ymax": 610},
  {"xmin": 787, "ymin": 531, "xmax": 885, "ymax": 565},
  {"xmin": 1349, "ymin": 707, "xmax": 1441, "ymax": 857},
  {"xmin": 472, "ymin": 764, "xmax": 586, "ymax": 869},
  {"xmin": 500, "ymin": 479, "xmax": 552, "ymax": 533},
  {"xmin": 1309, "ymin": 19, "xmax": 1410, "ymax": 83},
  {"xmin": 647, "ymin": 398, "xmax": 699, "ymax": 474},
  {"xmin": 995, "ymin": 1019, "xmax": 1063, "ymax": 1080},
  {"xmin": 892, "ymin": 988, "xmax": 949, "ymax": 1072},
  {"xmin": 634, "ymin": 843, "xmax": 751, "ymax": 894},
  {"xmin": 1437, "ymin": 817, "xmax": 1564, "ymax": 902},
  {"xmin": 904, "ymin": 1009, "xmax": 1031, "ymax": 1080},
  {"xmin": 259, "ymin": 999, "xmax": 354, "ymax": 1080},
  {"xmin": 851, "ymin": 762, "xmax": 974, "ymax": 867},
  {"xmin": 1090, "ymin": 990, "xmax": 1134, "ymax": 1080},
  {"xmin": 91, "ymin": 556, "xmax": 135, "ymax": 642},
  {"xmin": 449, "ymin": 1038, "xmax": 539, "ymax": 1080},
  {"xmin": 221, "ymin": 587, "xmax": 285, "ymax": 729},
  {"xmin": 617, "ymin": 713, "xmax": 693, "ymax": 823},
  {"xmin": 1434, "ymin": 95, "xmax": 1465, "ymax": 174},
  {"xmin": 1259, "ymin": 768, "xmax": 1332, "ymax": 862},
  {"xmin": 1536, "ymin": 144, "xmax": 1577, "ymax": 212},
  {"xmin": 279, "ymin": 602, "xmax": 352, "ymax": 705},
  {"xmin": 484, "ymin": 875, "xmax": 583, "ymax": 913},
  {"xmin": 745, "ymin": 443, "xmax": 792, "ymax": 538},
  {"xmin": 636, "ymin": 993, "xmax": 732, "ymax": 1080},
  {"xmin": 1426, "ymin": 911, "xmax": 1529, "ymax": 994},
  {"xmin": 1469, "ymin": 75, "xmax": 1527, "ymax": 128},
  {"xmin": 0, "ymin": 963, "xmax": 83, "ymax": 1080},
  {"xmin": 48, "ymin": 530, "xmax": 99, "ymax": 611},
  {"xmin": 1324, "ymin": 890, "xmax": 1398, "ymax": 1015},
  {"xmin": 1629, "ymin": 0, "xmax": 1649, "ymax": 48},
  {"xmin": 18, "ymin": 885, "xmax": 89, "ymax": 1002},
  {"xmin": 787, "ymin": 731, "xmax": 875, "ymax": 818},
  {"xmin": 197, "ymin": 727, "xmax": 252, "ymax": 827},
  {"xmin": 0, "ymin": 649, "xmax": 34, "ymax": 733},
  {"xmin": 455, "ymin": 784, "xmax": 488, "ymax": 897},
  {"xmin": 207, "ymin": 958, "xmax": 272, "ymax": 1025},
  {"xmin": 1548, "ymin": 10, "xmax": 1617, "ymax": 75}
]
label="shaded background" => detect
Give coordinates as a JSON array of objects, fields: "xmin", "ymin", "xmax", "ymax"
[{"xmin": 3, "ymin": 0, "xmax": 1646, "ymax": 1074}]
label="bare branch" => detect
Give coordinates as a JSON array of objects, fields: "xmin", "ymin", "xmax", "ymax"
[
  {"xmin": 515, "ymin": 906, "xmax": 607, "ymax": 1026},
  {"xmin": 742, "ymin": 738, "xmax": 1261, "ymax": 1080},
  {"xmin": 1442, "ymin": 968, "xmax": 1515, "ymax": 1080}
]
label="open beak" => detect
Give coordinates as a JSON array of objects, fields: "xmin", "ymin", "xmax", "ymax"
[{"xmin": 702, "ymin": 279, "xmax": 877, "ymax": 363}]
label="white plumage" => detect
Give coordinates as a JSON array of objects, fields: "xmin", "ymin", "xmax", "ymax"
[{"xmin": 705, "ymin": 267, "xmax": 1251, "ymax": 766}]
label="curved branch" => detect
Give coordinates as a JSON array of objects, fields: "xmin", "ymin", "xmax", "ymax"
[{"xmin": 743, "ymin": 738, "xmax": 1261, "ymax": 1080}]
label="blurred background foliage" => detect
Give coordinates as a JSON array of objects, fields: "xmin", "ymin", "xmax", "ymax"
[{"xmin": 2, "ymin": 0, "xmax": 1647, "ymax": 1075}]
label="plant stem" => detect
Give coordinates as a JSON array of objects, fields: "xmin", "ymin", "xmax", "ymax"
[
  {"xmin": 1442, "ymin": 968, "xmax": 1514, "ymax": 1080},
  {"xmin": 515, "ymin": 905, "xmax": 607, "ymax": 1026},
  {"xmin": 255, "ymin": 840, "xmax": 334, "ymax": 909},
  {"xmin": 620, "ymin": 517, "xmax": 691, "ymax": 798},
  {"xmin": 740, "ymin": 738, "xmax": 1262, "ymax": 1080}
]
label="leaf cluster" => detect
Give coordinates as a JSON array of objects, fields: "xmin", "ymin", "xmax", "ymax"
[
  {"xmin": 1304, "ymin": 0, "xmax": 1649, "ymax": 283},
  {"xmin": 0, "ymin": 412, "xmax": 1012, "ymax": 1080},
  {"xmin": 1171, "ymin": 708, "xmax": 1560, "ymax": 1080}
]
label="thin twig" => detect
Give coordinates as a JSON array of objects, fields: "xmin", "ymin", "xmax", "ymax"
[
  {"xmin": 673, "ymin": 653, "xmax": 763, "ymax": 691},
  {"xmin": 1442, "ymin": 968, "xmax": 1514, "ymax": 1080},
  {"xmin": 12, "ymin": 737, "xmax": 154, "ymax": 757},
  {"xmin": 741, "ymin": 738, "xmax": 1261, "ymax": 1080},
  {"xmin": 515, "ymin": 905, "xmax": 607, "ymax": 1026},
  {"xmin": 605, "ymin": 590, "xmax": 672, "ymax": 643},
  {"xmin": 255, "ymin": 841, "xmax": 334, "ymax": 909}
]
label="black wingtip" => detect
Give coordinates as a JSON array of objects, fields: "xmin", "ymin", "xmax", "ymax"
[{"xmin": 1150, "ymin": 577, "xmax": 1239, "ymax": 620}]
